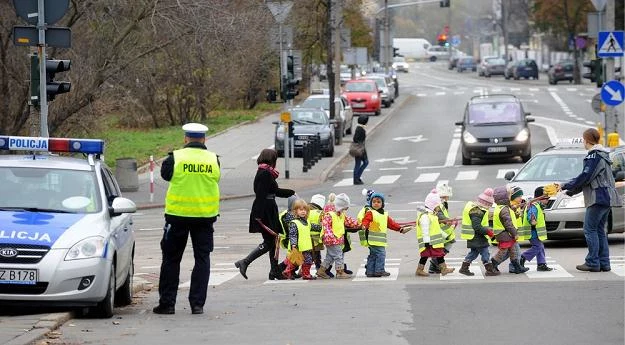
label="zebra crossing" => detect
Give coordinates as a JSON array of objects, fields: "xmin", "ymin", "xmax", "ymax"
[
  {"xmin": 200, "ymin": 255, "xmax": 625, "ymax": 286},
  {"xmin": 334, "ymin": 168, "xmax": 519, "ymax": 187}
]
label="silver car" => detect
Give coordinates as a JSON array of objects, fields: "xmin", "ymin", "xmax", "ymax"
[
  {"xmin": 366, "ymin": 74, "xmax": 395, "ymax": 108},
  {"xmin": 301, "ymin": 94, "xmax": 354, "ymax": 144},
  {"xmin": 0, "ymin": 136, "xmax": 136, "ymax": 317},
  {"xmin": 504, "ymin": 143, "xmax": 625, "ymax": 239}
]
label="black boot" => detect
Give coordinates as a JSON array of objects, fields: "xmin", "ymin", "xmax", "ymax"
[
  {"xmin": 520, "ymin": 255, "xmax": 526, "ymax": 268},
  {"xmin": 234, "ymin": 244, "xmax": 268, "ymax": 280},
  {"xmin": 428, "ymin": 260, "xmax": 441, "ymax": 274},
  {"xmin": 326, "ymin": 265, "xmax": 335, "ymax": 278},
  {"xmin": 511, "ymin": 259, "xmax": 529, "ymax": 274},
  {"xmin": 343, "ymin": 264, "xmax": 353, "ymax": 275},
  {"xmin": 268, "ymin": 256, "xmax": 286, "ymax": 280},
  {"xmin": 491, "ymin": 258, "xmax": 500, "ymax": 272}
]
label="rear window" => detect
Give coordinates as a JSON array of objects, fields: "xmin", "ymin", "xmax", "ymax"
[{"xmin": 468, "ymin": 102, "xmax": 521, "ymax": 124}]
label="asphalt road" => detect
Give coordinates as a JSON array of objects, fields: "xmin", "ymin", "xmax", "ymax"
[{"xmin": 32, "ymin": 62, "xmax": 625, "ymax": 345}]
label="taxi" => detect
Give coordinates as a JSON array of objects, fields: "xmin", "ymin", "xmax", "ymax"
[{"xmin": 0, "ymin": 136, "xmax": 136, "ymax": 318}]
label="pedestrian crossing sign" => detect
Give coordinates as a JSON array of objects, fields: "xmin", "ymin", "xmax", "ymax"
[{"xmin": 598, "ymin": 31, "xmax": 624, "ymax": 57}]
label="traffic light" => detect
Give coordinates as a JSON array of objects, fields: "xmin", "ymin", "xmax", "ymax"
[
  {"xmin": 437, "ymin": 34, "xmax": 448, "ymax": 46},
  {"xmin": 393, "ymin": 47, "xmax": 402, "ymax": 57},
  {"xmin": 583, "ymin": 58, "xmax": 603, "ymax": 87},
  {"xmin": 440, "ymin": 0, "xmax": 450, "ymax": 7},
  {"xmin": 30, "ymin": 54, "xmax": 40, "ymax": 106},
  {"xmin": 286, "ymin": 55, "xmax": 295, "ymax": 82},
  {"xmin": 287, "ymin": 120, "xmax": 294, "ymax": 138},
  {"xmin": 46, "ymin": 59, "xmax": 71, "ymax": 101}
]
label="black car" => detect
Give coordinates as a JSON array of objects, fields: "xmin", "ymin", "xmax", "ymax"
[
  {"xmin": 548, "ymin": 60, "xmax": 574, "ymax": 84},
  {"xmin": 455, "ymin": 94, "xmax": 534, "ymax": 165},
  {"xmin": 504, "ymin": 59, "xmax": 539, "ymax": 80},
  {"xmin": 274, "ymin": 108, "xmax": 335, "ymax": 157}
]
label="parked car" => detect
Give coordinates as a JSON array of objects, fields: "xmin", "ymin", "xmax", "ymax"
[
  {"xmin": 455, "ymin": 94, "xmax": 534, "ymax": 165},
  {"xmin": 342, "ymin": 79, "xmax": 382, "ymax": 116},
  {"xmin": 300, "ymin": 93, "xmax": 354, "ymax": 144},
  {"xmin": 548, "ymin": 60, "xmax": 574, "ymax": 84},
  {"xmin": 503, "ymin": 142, "xmax": 625, "ymax": 239},
  {"xmin": 448, "ymin": 51, "xmax": 466, "ymax": 69},
  {"xmin": 274, "ymin": 107, "xmax": 335, "ymax": 157},
  {"xmin": 0, "ymin": 136, "xmax": 137, "ymax": 318},
  {"xmin": 456, "ymin": 56, "xmax": 477, "ymax": 72},
  {"xmin": 365, "ymin": 74, "xmax": 395, "ymax": 108},
  {"xmin": 392, "ymin": 56, "xmax": 409, "ymax": 72},
  {"xmin": 481, "ymin": 57, "xmax": 506, "ymax": 77},
  {"xmin": 505, "ymin": 59, "xmax": 539, "ymax": 80},
  {"xmin": 426, "ymin": 45, "xmax": 450, "ymax": 62}
]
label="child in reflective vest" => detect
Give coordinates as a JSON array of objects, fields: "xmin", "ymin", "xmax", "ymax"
[
  {"xmin": 429, "ymin": 184, "xmax": 457, "ymax": 274},
  {"xmin": 490, "ymin": 186, "xmax": 529, "ymax": 274},
  {"xmin": 308, "ymin": 194, "xmax": 328, "ymax": 276},
  {"xmin": 282, "ymin": 198, "xmax": 322, "ymax": 280},
  {"xmin": 458, "ymin": 188, "xmax": 498, "ymax": 276},
  {"xmin": 316, "ymin": 193, "xmax": 360, "ymax": 279},
  {"xmin": 357, "ymin": 190, "xmax": 405, "ymax": 277},
  {"xmin": 519, "ymin": 187, "xmax": 553, "ymax": 271},
  {"xmin": 415, "ymin": 190, "xmax": 455, "ymax": 277}
]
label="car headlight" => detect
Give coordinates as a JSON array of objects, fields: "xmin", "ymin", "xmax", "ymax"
[
  {"xmin": 65, "ymin": 236, "xmax": 106, "ymax": 260},
  {"xmin": 463, "ymin": 131, "xmax": 477, "ymax": 144},
  {"xmin": 557, "ymin": 194, "xmax": 585, "ymax": 209},
  {"xmin": 515, "ymin": 128, "xmax": 529, "ymax": 142},
  {"xmin": 320, "ymin": 132, "xmax": 331, "ymax": 139},
  {"xmin": 371, "ymin": 94, "xmax": 378, "ymax": 100},
  {"xmin": 277, "ymin": 128, "xmax": 285, "ymax": 140}
]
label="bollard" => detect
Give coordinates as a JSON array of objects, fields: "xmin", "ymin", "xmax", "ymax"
[
  {"xmin": 303, "ymin": 141, "xmax": 309, "ymax": 173},
  {"xmin": 314, "ymin": 135, "xmax": 321, "ymax": 163},
  {"xmin": 305, "ymin": 139, "xmax": 313, "ymax": 170},
  {"xmin": 115, "ymin": 158, "xmax": 139, "ymax": 192}
]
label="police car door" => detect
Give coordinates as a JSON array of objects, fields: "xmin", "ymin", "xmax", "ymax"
[{"xmin": 101, "ymin": 168, "xmax": 133, "ymax": 286}]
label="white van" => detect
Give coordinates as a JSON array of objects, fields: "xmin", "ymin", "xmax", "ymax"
[{"xmin": 392, "ymin": 38, "xmax": 432, "ymax": 61}]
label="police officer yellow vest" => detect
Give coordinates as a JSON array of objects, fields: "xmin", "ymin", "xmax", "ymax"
[
  {"xmin": 293, "ymin": 219, "xmax": 313, "ymax": 252},
  {"xmin": 416, "ymin": 212, "xmax": 445, "ymax": 253},
  {"xmin": 460, "ymin": 202, "xmax": 489, "ymax": 240},
  {"xmin": 165, "ymin": 148, "xmax": 220, "ymax": 217},
  {"xmin": 493, "ymin": 205, "xmax": 517, "ymax": 236},
  {"xmin": 439, "ymin": 205, "xmax": 455, "ymax": 243},
  {"xmin": 520, "ymin": 204, "xmax": 547, "ymax": 241},
  {"xmin": 357, "ymin": 207, "xmax": 389, "ymax": 247}
]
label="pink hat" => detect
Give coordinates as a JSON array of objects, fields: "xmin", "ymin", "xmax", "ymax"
[
  {"xmin": 476, "ymin": 188, "xmax": 495, "ymax": 209},
  {"xmin": 424, "ymin": 189, "xmax": 441, "ymax": 211}
]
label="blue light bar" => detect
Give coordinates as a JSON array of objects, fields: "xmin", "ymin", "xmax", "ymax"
[{"xmin": 0, "ymin": 136, "xmax": 104, "ymax": 154}]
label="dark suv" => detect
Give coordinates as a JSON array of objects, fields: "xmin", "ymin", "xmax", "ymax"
[{"xmin": 455, "ymin": 94, "xmax": 534, "ymax": 165}]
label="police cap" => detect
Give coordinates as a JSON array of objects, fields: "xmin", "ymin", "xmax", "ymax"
[{"xmin": 182, "ymin": 123, "xmax": 208, "ymax": 138}]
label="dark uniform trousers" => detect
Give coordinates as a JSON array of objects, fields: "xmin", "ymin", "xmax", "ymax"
[{"xmin": 158, "ymin": 215, "xmax": 215, "ymax": 308}]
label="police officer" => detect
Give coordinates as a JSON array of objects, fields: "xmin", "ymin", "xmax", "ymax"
[{"xmin": 153, "ymin": 123, "xmax": 220, "ymax": 315}]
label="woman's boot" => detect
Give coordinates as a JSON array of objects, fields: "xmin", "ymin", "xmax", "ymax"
[
  {"xmin": 415, "ymin": 264, "xmax": 429, "ymax": 277},
  {"xmin": 459, "ymin": 261, "xmax": 474, "ymax": 276},
  {"xmin": 234, "ymin": 244, "xmax": 268, "ymax": 280}
]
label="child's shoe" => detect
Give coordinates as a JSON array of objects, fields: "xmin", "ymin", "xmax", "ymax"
[
  {"xmin": 316, "ymin": 265, "xmax": 331, "ymax": 279},
  {"xmin": 459, "ymin": 261, "xmax": 474, "ymax": 276},
  {"xmin": 301, "ymin": 264, "xmax": 316, "ymax": 280},
  {"xmin": 511, "ymin": 260, "xmax": 529, "ymax": 274},
  {"xmin": 484, "ymin": 262, "xmax": 500, "ymax": 276},
  {"xmin": 490, "ymin": 258, "xmax": 501, "ymax": 272},
  {"xmin": 335, "ymin": 268, "xmax": 352, "ymax": 279},
  {"xmin": 282, "ymin": 259, "xmax": 296, "ymax": 280},
  {"xmin": 343, "ymin": 264, "xmax": 353, "ymax": 275},
  {"xmin": 438, "ymin": 262, "xmax": 455, "ymax": 276},
  {"xmin": 428, "ymin": 261, "xmax": 441, "ymax": 274},
  {"xmin": 537, "ymin": 263, "xmax": 553, "ymax": 271},
  {"xmin": 415, "ymin": 264, "xmax": 429, "ymax": 277}
]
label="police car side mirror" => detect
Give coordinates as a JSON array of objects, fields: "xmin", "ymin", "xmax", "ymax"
[
  {"xmin": 454, "ymin": 121, "xmax": 464, "ymax": 126},
  {"xmin": 504, "ymin": 171, "xmax": 516, "ymax": 181},
  {"xmin": 109, "ymin": 197, "xmax": 137, "ymax": 217},
  {"xmin": 526, "ymin": 117, "xmax": 535, "ymax": 123}
]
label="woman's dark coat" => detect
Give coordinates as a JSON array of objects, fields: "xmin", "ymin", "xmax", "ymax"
[{"xmin": 249, "ymin": 169, "xmax": 295, "ymax": 233}]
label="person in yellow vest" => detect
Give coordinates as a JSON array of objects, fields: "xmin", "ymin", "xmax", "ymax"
[
  {"xmin": 357, "ymin": 190, "xmax": 406, "ymax": 277},
  {"xmin": 277, "ymin": 195, "xmax": 302, "ymax": 279},
  {"xmin": 316, "ymin": 193, "xmax": 360, "ymax": 279},
  {"xmin": 502, "ymin": 185, "xmax": 529, "ymax": 273},
  {"xmin": 415, "ymin": 190, "xmax": 454, "ymax": 277},
  {"xmin": 428, "ymin": 184, "xmax": 457, "ymax": 274},
  {"xmin": 308, "ymin": 194, "xmax": 329, "ymax": 276},
  {"xmin": 281, "ymin": 199, "xmax": 322, "ymax": 280},
  {"xmin": 519, "ymin": 187, "xmax": 553, "ymax": 271},
  {"xmin": 153, "ymin": 123, "xmax": 220, "ymax": 315},
  {"xmin": 458, "ymin": 188, "xmax": 498, "ymax": 276},
  {"xmin": 489, "ymin": 186, "xmax": 529, "ymax": 274}
]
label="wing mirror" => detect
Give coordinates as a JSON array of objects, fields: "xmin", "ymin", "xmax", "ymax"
[
  {"xmin": 526, "ymin": 116, "xmax": 535, "ymax": 123},
  {"xmin": 454, "ymin": 121, "xmax": 464, "ymax": 126}
]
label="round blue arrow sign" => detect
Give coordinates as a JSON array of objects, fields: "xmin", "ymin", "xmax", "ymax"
[{"xmin": 601, "ymin": 80, "xmax": 625, "ymax": 106}]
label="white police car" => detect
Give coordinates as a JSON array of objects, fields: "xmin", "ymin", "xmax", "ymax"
[{"xmin": 0, "ymin": 136, "xmax": 136, "ymax": 317}]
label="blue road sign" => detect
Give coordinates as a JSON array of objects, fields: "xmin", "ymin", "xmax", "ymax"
[
  {"xmin": 601, "ymin": 80, "xmax": 625, "ymax": 106},
  {"xmin": 451, "ymin": 35, "xmax": 460, "ymax": 47},
  {"xmin": 598, "ymin": 31, "xmax": 624, "ymax": 57}
]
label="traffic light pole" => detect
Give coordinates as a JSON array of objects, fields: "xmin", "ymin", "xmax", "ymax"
[{"xmin": 37, "ymin": 0, "xmax": 49, "ymax": 137}]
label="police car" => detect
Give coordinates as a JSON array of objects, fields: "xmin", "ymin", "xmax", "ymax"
[{"xmin": 0, "ymin": 136, "xmax": 136, "ymax": 317}]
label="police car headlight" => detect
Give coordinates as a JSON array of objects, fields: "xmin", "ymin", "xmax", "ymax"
[
  {"xmin": 557, "ymin": 194, "xmax": 585, "ymax": 209},
  {"xmin": 463, "ymin": 131, "xmax": 478, "ymax": 144},
  {"xmin": 515, "ymin": 129, "xmax": 529, "ymax": 142},
  {"xmin": 65, "ymin": 236, "xmax": 106, "ymax": 260}
]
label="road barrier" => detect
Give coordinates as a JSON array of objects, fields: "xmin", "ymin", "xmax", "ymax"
[{"xmin": 302, "ymin": 135, "xmax": 322, "ymax": 173}]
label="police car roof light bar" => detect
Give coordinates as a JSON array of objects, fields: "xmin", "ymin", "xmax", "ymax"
[{"xmin": 0, "ymin": 136, "xmax": 104, "ymax": 155}]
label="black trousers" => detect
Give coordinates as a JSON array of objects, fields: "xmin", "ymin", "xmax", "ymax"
[{"xmin": 158, "ymin": 217, "xmax": 215, "ymax": 308}]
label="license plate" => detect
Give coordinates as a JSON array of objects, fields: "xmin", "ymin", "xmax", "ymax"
[
  {"xmin": 352, "ymin": 103, "xmax": 366, "ymax": 108},
  {"xmin": 564, "ymin": 73, "xmax": 573, "ymax": 77},
  {"xmin": 487, "ymin": 146, "xmax": 507, "ymax": 153},
  {"xmin": 0, "ymin": 268, "xmax": 38, "ymax": 285},
  {"xmin": 295, "ymin": 140, "xmax": 305, "ymax": 145}
]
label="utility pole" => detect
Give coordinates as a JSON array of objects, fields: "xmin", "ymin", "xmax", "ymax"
[
  {"xmin": 333, "ymin": 0, "xmax": 343, "ymax": 145},
  {"xmin": 605, "ymin": 0, "xmax": 619, "ymax": 137},
  {"xmin": 384, "ymin": 0, "xmax": 390, "ymax": 73},
  {"xmin": 326, "ymin": 0, "xmax": 336, "ymax": 148},
  {"xmin": 502, "ymin": 0, "xmax": 508, "ymax": 61}
]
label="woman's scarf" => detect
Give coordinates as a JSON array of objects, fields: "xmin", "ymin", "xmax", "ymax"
[{"xmin": 258, "ymin": 163, "xmax": 279, "ymax": 179}]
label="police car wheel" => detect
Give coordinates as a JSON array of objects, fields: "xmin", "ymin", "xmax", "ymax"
[
  {"xmin": 92, "ymin": 264, "xmax": 116, "ymax": 318},
  {"xmin": 115, "ymin": 255, "xmax": 134, "ymax": 306}
]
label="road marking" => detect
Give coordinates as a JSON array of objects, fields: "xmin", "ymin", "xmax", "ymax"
[
  {"xmin": 496, "ymin": 168, "xmax": 518, "ymax": 179},
  {"xmin": 529, "ymin": 88, "xmax": 539, "ymax": 92},
  {"xmin": 138, "ymin": 227, "xmax": 162, "ymax": 231},
  {"xmin": 380, "ymin": 167, "xmax": 408, "ymax": 171},
  {"xmin": 334, "ymin": 178, "xmax": 353, "ymax": 187},
  {"xmin": 510, "ymin": 87, "xmax": 521, "ymax": 91},
  {"xmin": 414, "ymin": 172, "xmax": 440, "ymax": 183},
  {"xmin": 435, "ymin": 92, "xmax": 446, "ymax": 96},
  {"xmin": 445, "ymin": 137, "xmax": 461, "ymax": 167},
  {"xmin": 566, "ymin": 88, "xmax": 577, "ymax": 92},
  {"xmin": 525, "ymin": 264, "xmax": 573, "ymax": 278},
  {"xmin": 140, "ymin": 266, "xmax": 160, "ymax": 269},
  {"xmin": 416, "ymin": 93, "xmax": 427, "ymax": 97},
  {"xmin": 373, "ymin": 175, "xmax": 401, "ymax": 184},
  {"xmin": 439, "ymin": 263, "xmax": 485, "ymax": 280},
  {"xmin": 178, "ymin": 271, "xmax": 240, "ymax": 287},
  {"xmin": 453, "ymin": 91, "xmax": 465, "ymax": 95},
  {"xmin": 455, "ymin": 170, "xmax": 479, "ymax": 180}
]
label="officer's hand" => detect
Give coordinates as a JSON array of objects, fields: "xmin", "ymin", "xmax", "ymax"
[{"xmin": 565, "ymin": 190, "xmax": 576, "ymax": 197}]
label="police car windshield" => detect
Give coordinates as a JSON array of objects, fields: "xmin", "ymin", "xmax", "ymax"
[
  {"xmin": 514, "ymin": 154, "xmax": 583, "ymax": 181},
  {"xmin": 0, "ymin": 167, "xmax": 101, "ymax": 213}
]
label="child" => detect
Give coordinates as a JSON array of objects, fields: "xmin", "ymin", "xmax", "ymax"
[
  {"xmin": 429, "ymin": 184, "xmax": 456, "ymax": 274},
  {"xmin": 459, "ymin": 188, "xmax": 499, "ymax": 276},
  {"xmin": 316, "ymin": 193, "xmax": 360, "ymax": 279},
  {"xmin": 308, "ymin": 194, "xmax": 328, "ymax": 275},
  {"xmin": 490, "ymin": 186, "xmax": 529, "ymax": 274},
  {"xmin": 282, "ymin": 199, "xmax": 322, "ymax": 279},
  {"xmin": 357, "ymin": 190, "xmax": 405, "ymax": 277},
  {"xmin": 415, "ymin": 190, "xmax": 454, "ymax": 276},
  {"xmin": 505, "ymin": 185, "xmax": 529, "ymax": 273},
  {"xmin": 519, "ymin": 187, "xmax": 553, "ymax": 271}
]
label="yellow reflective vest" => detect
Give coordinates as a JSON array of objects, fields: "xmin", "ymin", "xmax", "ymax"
[
  {"xmin": 460, "ymin": 202, "xmax": 489, "ymax": 240},
  {"xmin": 357, "ymin": 207, "xmax": 389, "ymax": 247},
  {"xmin": 329, "ymin": 211, "xmax": 346, "ymax": 238},
  {"xmin": 309, "ymin": 208, "xmax": 323, "ymax": 247},
  {"xmin": 493, "ymin": 205, "xmax": 517, "ymax": 236},
  {"xmin": 165, "ymin": 148, "xmax": 220, "ymax": 217},
  {"xmin": 416, "ymin": 212, "xmax": 445, "ymax": 253},
  {"xmin": 439, "ymin": 205, "xmax": 455, "ymax": 243},
  {"xmin": 293, "ymin": 219, "xmax": 313, "ymax": 252},
  {"xmin": 520, "ymin": 204, "xmax": 547, "ymax": 241}
]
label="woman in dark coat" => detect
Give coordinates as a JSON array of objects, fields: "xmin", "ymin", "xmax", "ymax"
[
  {"xmin": 353, "ymin": 115, "xmax": 369, "ymax": 185},
  {"xmin": 235, "ymin": 149, "xmax": 295, "ymax": 280}
]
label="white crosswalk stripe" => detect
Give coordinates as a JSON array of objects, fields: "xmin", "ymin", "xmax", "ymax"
[
  {"xmin": 414, "ymin": 172, "xmax": 440, "ymax": 183},
  {"xmin": 455, "ymin": 170, "xmax": 479, "ymax": 180},
  {"xmin": 334, "ymin": 178, "xmax": 354, "ymax": 187},
  {"xmin": 373, "ymin": 175, "xmax": 401, "ymax": 184},
  {"xmin": 496, "ymin": 168, "xmax": 518, "ymax": 179}
]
